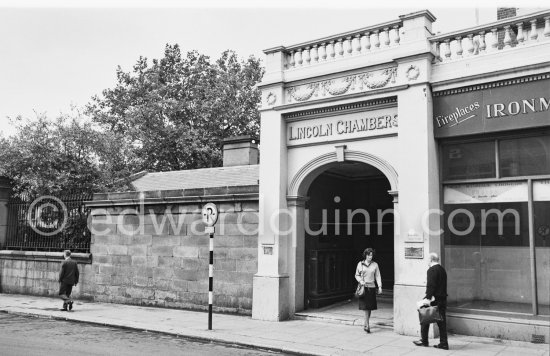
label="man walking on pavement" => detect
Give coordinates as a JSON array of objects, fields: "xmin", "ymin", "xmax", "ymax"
[
  {"xmin": 413, "ymin": 252, "xmax": 449, "ymax": 350},
  {"xmin": 59, "ymin": 250, "xmax": 79, "ymax": 311}
]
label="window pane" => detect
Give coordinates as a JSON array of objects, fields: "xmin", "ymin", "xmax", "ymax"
[
  {"xmin": 444, "ymin": 203, "xmax": 529, "ymax": 247},
  {"xmin": 499, "ymin": 136, "xmax": 550, "ymax": 177},
  {"xmin": 444, "ymin": 202, "xmax": 532, "ymax": 314},
  {"xmin": 442, "ymin": 141, "xmax": 496, "ymax": 180},
  {"xmin": 534, "ymin": 181, "xmax": 550, "ymax": 315}
]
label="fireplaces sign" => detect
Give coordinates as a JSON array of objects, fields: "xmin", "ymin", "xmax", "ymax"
[{"xmin": 433, "ymin": 76, "xmax": 550, "ymax": 138}]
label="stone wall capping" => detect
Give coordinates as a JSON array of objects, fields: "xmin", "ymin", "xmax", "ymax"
[
  {"xmin": 143, "ymin": 190, "xmax": 162, "ymax": 199},
  {"xmin": 0, "ymin": 250, "xmax": 93, "ymax": 264},
  {"xmin": 160, "ymin": 189, "xmax": 187, "ymax": 198},
  {"xmin": 86, "ymin": 192, "xmax": 259, "ymax": 208},
  {"xmin": 93, "ymin": 192, "xmax": 109, "ymax": 201}
]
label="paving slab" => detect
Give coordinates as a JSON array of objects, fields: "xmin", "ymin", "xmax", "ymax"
[{"xmin": 0, "ymin": 293, "xmax": 548, "ymax": 356}]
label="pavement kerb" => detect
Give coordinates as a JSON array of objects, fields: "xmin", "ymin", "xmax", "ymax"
[
  {"xmin": 0, "ymin": 309, "xmax": 320, "ymax": 356},
  {"xmin": 1, "ymin": 294, "xmax": 548, "ymax": 355},
  {"xmin": 292, "ymin": 313, "xmax": 394, "ymax": 330}
]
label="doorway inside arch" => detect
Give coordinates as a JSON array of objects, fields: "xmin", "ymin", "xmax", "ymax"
[{"xmin": 301, "ymin": 161, "xmax": 394, "ymax": 324}]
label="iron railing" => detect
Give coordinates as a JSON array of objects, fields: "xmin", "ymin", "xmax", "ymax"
[{"xmin": 4, "ymin": 193, "xmax": 92, "ymax": 253}]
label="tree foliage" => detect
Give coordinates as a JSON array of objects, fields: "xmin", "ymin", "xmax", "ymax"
[
  {"xmin": 0, "ymin": 112, "xmax": 136, "ymax": 197},
  {"xmin": 87, "ymin": 44, "xmax": 264, "ymax": 172},
  {"xmin": 0, "ymin": 46, "xmax": 263, "ymax": 196}
]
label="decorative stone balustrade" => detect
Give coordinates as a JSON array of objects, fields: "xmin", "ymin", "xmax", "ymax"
[
  {"xmin": 430, "ymin": 9, "xmax": 550, "ymax": 63},
  {"xmin": 282, "ymin": 19, "xmax": 403, "ymax": 70}
]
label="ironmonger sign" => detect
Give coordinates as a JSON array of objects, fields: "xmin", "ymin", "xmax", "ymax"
[
  {"xmin": 287, "ymin": 106, "xmax": 398, "ymax": 146},
  {"xmin": 433, "ymin": 78, "xmax": 550, "ymax": 138}
]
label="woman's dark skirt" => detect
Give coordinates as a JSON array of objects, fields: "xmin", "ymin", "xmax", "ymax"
[{"xmin": 358, "ymin": 287, "xmax": 377, "ymax": 311}]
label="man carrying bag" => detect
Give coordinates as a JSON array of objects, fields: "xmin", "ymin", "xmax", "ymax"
[{"xmin": 413, "ymin": 252, "xmax": 449, "ymax": 350}]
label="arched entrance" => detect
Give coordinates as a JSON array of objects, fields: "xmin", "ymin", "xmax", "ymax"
[
  {"xmin": 303, "ymin": 161, "xmax": 394, "ymax": 309},
  {"xmin": 286, "ymin": 150, "xmax": 398, "ymax": 322}
]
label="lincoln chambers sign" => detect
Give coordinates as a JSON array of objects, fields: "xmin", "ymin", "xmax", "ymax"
[
  {"xmin": 286, "ymin": 106, "xmax": 398, "ymax": 146},
  {"xmin": 433, "ymin": 75, "xmax": 550, "ymax": 138}
]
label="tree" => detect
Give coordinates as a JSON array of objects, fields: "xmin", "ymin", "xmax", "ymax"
[
  {"xmin": 0, "ymin": 111, "xmax": 134, "ymax": 197},
  {"xmin": 86, "ymin": 44, "xmax": 264, "ymax": 172},
  {"xmin": 0, "ymin": 45, "xmax": 263, "ymax": 197}
]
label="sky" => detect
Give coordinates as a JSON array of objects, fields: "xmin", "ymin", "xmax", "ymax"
[{"xmin": 0, "ymin": 0, "xmax": 546, "ymax": 137}]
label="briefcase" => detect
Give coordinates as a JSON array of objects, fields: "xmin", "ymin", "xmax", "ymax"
[{"xmin": 418, "ymin": 305, "xmax": 442, "ymax": 324}]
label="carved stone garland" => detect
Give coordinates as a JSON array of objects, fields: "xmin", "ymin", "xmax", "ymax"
[{"xmin": 286, "ymin": 67, "xmax": 397, "ymax": 103}]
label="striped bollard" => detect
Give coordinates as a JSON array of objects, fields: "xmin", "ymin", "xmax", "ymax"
[
  {"xmin": 207, "ymin": 226, "xmax": 214, "ymax": 330},
  {"xmin": 201, "ymin": 203, "xmax": 218, "ymax": 331}
]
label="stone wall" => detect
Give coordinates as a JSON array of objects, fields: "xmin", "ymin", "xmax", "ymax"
[
  {"xmin": 86, "ymin": 186, "xmax": 259, "ymax": 313},
  {"xmin": 0, "ymin": 186, "xmax": 259, "ymax": 314},
  {"xmin": 0, "ymin": 252, "xmax": 93, "ymax": 299}
]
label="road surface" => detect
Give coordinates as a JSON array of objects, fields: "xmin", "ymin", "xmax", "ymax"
[{"xmin": 0, "ymin": 313, "xmax": 282, "ymax": 356}]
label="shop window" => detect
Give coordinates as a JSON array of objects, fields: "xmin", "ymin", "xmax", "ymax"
[
  {"xmin": 444, "ymin": 202, "xmax": 529, "ymax": 247},
  {"xmin": 444, "ymin": 182, "xmax": 533, "ymax": 314},
  {"xmin": 442, "ymin": 141, "xmax": 495, "ymax": 180},
  {"xmin": 499, "ymin": 136, "xmax": 550, "ymax": 177},
  {"xmin": 534, "ymin": 180, "xmax": 550, "ymax": 316}
]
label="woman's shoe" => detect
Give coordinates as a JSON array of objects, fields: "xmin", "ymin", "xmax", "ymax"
[{"xmin": 364, "ymin": 327, "xmax": 370, "ymax": 333}]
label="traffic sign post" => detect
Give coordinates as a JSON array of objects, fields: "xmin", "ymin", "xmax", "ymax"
[{"xmin": 201, "ymin": 203, "xmax": 218, "ymax": 330}]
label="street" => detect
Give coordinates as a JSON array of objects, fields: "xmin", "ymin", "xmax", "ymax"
[{"xmin": 0, "ymin": 313, "xmax": 282, "ymax": 356}]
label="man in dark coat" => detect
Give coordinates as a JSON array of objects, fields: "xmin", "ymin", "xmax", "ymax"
[
  {"xmin": 413, "ymin": 252, "xmax": 449, "ymax": 350},
  {"xmin": 59, "ymin": 250, "xmax": 79, "ymax": 311}
]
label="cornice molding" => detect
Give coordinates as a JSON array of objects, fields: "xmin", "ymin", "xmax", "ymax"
[
  {"xmin": 433, "ymin": 72, "xmax": 550, "ymax": 97},
  {"xmin": 282, "ymin": 97, "xmax": 397, "ymax": 120}
]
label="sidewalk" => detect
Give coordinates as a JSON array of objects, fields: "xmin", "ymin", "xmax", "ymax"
[{"xmin": 0, "ymin": 294, "xmax": 548, "ymax": 356}]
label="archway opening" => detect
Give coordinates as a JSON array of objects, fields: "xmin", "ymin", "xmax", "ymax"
[{"xmin": 303, "ymin": 161, "xmax": 394, "ymax": 314}]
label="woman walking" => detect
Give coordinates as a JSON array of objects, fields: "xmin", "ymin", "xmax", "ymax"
[{"xmin": 355, "ymin": 248, "xmax": 382, "ymax": 333}]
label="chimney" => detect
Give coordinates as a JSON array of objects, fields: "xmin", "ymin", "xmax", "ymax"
[
  {"xmin": 497, "ymin": 7, "xmax": 517, "ymax": 20},
  {"xmin": 497, "ymin": 7, "xmax": 517, "ymax": 48},
  {"xmin": 222, "ymin": 136, "xmax": 259, "ymax": 167}
]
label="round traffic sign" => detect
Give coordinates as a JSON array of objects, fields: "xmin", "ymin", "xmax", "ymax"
[{"xmin": 201, "ymin": 203, "xmax": 218, "ymax": 226}]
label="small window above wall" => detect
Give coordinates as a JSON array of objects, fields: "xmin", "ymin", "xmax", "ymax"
[
  {"xmin": 499, "ymin": 136, "xmax": 550, "ymax": 177},
  {"xmin": 442, "ymin": 141, "xmax": 496, "ymax": 181}
]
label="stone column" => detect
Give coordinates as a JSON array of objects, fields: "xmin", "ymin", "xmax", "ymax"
[
  {"xmin": 252, "ymin": 103, "xmax": 290, "ymax": 321},
  {"xmin": 394, "ymin": 55, "xmax": 440, "ymax": 337},
  {"xmin": 286, "ymin": 196, "xmax": 307, "ymax": 315},
  {"xmin": 391, "ymin": 11, "xmax": 440, "ymax": 337},
  {"xmin": 0, "ymin": 177, "xmax": 12, "ymax": 248}
]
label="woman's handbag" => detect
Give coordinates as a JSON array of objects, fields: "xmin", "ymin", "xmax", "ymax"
[
  {"xmin": 355, "ymin": 283, "xmax": 365, "ymax": 297},
  {"xmin": 418, "ymin": 305, "xmax": 443, "ymax": 324}
]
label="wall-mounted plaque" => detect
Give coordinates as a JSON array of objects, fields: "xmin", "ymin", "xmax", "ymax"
[
  {"xmin": 405, "ymin": 229, "xmax": 423, "ymax": 242},
  {"xmin": 262, "ymin": 245, "xmax": 273, "ymax": 255},
  {"xmin": 405, "ymin": 246, "xmax": 424, "ymax": 259}
]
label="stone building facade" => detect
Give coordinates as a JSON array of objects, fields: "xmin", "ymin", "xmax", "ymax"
[{"xmin": 254, "ymin": 9, "xmax": 550, "ymax": 342}]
